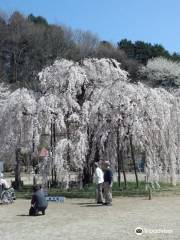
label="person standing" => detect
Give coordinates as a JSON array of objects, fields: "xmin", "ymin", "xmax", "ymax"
[
  {"xmin": 94, "ymin": 162, "xmax": 104, "ymax": 204},
  {"xmin": 103, "ymin": 161, "xmax": 113, "ymax": 206}
]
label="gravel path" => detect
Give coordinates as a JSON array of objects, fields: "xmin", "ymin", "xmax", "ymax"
[{"xmin": 0, "ymin": 196, "xmax": 180, "ymax": 240}]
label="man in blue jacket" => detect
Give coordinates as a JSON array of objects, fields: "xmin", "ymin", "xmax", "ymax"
[
  {"xmin": 29, "ymin": 185, "xmax": 48, "ymax": 216},
  {"xmin": 103, "ymin": 161, "xmax": 113, "ymax": 206}
]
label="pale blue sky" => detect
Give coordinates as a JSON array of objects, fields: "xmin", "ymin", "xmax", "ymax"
[{"xmin": 0, "ymin": 0, "xmax": 180, "ymax": 53}]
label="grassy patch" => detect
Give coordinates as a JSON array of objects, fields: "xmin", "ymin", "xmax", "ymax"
[{"xmin": 14, "ymin": 181, "xmax": 180, "ymax": 199}]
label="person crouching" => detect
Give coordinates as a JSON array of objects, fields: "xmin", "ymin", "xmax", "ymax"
[{"xmin": 29, "ymin": 185, "xmax": 48, "ymax": 216}]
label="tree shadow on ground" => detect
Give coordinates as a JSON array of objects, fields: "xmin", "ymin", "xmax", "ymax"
[
  {"xmin": 80, "ymin": 204, "xmax": 104, "ymax": 207},
  {"xmin": 72, "ymin": 202, "xmax": 95, "ymax": 205},
  {"xmin": 17, "ymin": 214, "xmax": 44, "ymax": 217},
  {"xmin": 16, "ymin": 214, "xmax": 29, "ymax": 217}
]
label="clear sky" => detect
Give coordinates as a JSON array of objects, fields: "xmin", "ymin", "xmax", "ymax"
[{"xmin": 0, "ymin": 0, "xmax": 180, "ymax": 53}]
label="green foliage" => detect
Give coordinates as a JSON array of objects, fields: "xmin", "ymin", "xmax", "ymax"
[
  {"xmin": 117, "ymin": 39, "xmax": 171, "ymax": 64},
  {"xmin": 28, "ymin": 14, "xmax": 48, "ymax": 26},
  {"xmin": 172, "ymin": 52, "xmax": 180, "ymax": 61},
  {"xmin": 0, "ymin": 10, "xmax": 180, "ymax": 89}
]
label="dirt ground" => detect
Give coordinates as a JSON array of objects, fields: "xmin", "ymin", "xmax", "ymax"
[{"xmin": 0, "ymin": 196, "xmax": 180, "ymax": 240}]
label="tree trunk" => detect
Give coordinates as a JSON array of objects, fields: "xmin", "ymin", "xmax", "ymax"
[
  {"xmin": 148, "ymin": 186, "xmax": 152, "ymax": 200},
  {"xmin": 82, "ymin": 165, "xmax": 93, "ymax": 186},
  {"xmin": 50, "ymin": 116, "xmax": 57, "ymax": 186},
  {"xmin": 83, "ymin": 128, "xmax": 94, "ymax": 187},
  {"xmin": 14, "ymin": 148, "xmax": 21, "ymax": 190},
  {"xmin": 170, "ymin": 151, "xmax": 177, "ymax": 186},
  {"xmin": 129, "ymin": 135, "xmax": 139, "ymax": 188},
  {"xmin": 120, "ymin": 150, "xmax": 127, "ymax": 189},
  {"xmin": 50, "ymin": 118, "xmax": 54, "ymax": 184},
  {"xmin": 33, "ymin": 175, "xmax": 37, "ymax": 185},
  {"xmin": 116, "ymin": 127, "xmax": 121, "ymax": 188}
]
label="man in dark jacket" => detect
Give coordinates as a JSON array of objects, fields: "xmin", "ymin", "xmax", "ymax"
[
  {"xmin": 103, "ymin": 161, "xmax": 113, "ymax": 206},
  {"xmin": 29, "ymin": 185, "xmax": 48, "ymax": 216}
]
